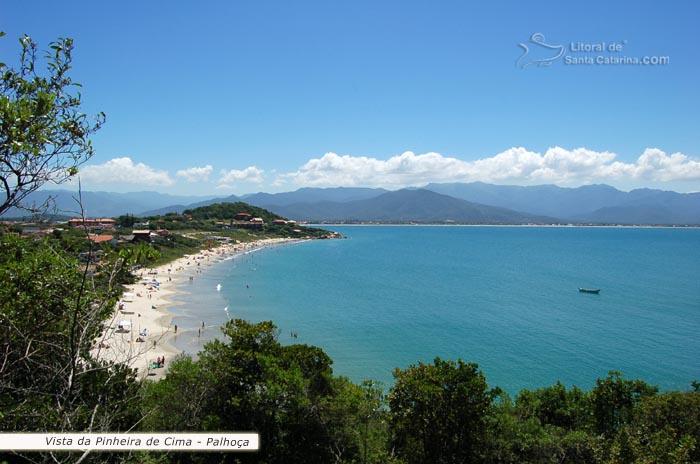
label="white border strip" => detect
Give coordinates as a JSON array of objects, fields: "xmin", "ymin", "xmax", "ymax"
[{"xmin": 0, "ymin": 433, "xmax": 259, "ymax": 451}]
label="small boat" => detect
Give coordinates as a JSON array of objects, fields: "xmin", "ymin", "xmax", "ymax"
[{"xmin": 579, "ymin": 288, "xmax": 600, "ymax": 294}]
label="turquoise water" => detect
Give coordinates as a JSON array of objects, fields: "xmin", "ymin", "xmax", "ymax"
[{"xmin": 170, "ymin": 226, "xmax": 700, "ymax": 395}]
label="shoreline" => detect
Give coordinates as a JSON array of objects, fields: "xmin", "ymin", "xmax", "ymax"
[
  {"xmin": 307, "ymin": 223, "xmax": 700, "ymax": 229},
  {"xmin": 92, "ymin": 238, "xmax": 300, "ymax": 380}
]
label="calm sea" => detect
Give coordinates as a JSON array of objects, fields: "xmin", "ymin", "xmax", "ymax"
[{"xmin": 169, "ymin": 226, "xmax": 700, "ymax": 395}]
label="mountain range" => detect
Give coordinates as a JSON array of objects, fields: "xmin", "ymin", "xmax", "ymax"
[
  {"xmin": 3, "ymin": 190, "xmax": 219, "ymax": 219},
  {"xmin": 5, "ymin": 183, "xmax": 699, "ymax": 225}
]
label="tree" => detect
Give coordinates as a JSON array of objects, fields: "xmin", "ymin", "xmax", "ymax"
[
  {"xmin": 317, "ymin": 378, "xmax": 394, "ymax": 464},
  {"xmin": 142, "ymin": 319, "xmax": 340, "ymax": 463},
  {"xmin": 0, "ymin": 33, "xmax": 104, "ymax": 216},
  {"xmin": 590, "ymin": 371, "xmax": 658, "ymax": 437},
  {"xmin": 608, "ymin": 391, "xmax": 700, "ymax": 464},
  {"xmin": 389, "ymin": 358, "xmax": 493, "ymax": 464},
  {"xmin": 515, "ymin": 381, "xmax": 590, "ymax": 431},
  {"xmin": 0, "ymin": 235, "xmax": 143, "ymax": 464}
]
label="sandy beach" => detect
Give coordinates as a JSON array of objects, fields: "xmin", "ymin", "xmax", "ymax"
[{"xmin": 92, "ymin": 238, "xmax": 298, "ymax": 380}]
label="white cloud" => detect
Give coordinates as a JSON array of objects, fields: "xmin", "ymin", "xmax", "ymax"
[
  {"xmin": 176, "ymin": 165, "xmax": 213, "ymax": 183},
  {"xmin": 72, "ymin": 149, "xmax": 700, "ymax": 194},
  {"xmin": 627, "ymin": 148, "xmax": 700, "ymax": 181},
  {"xmin": 280, "ymin": 148, "xmax": 700, "ymax": 189},
  {"xmin": 219, "ymin": 166, "xmax": 265, "ymax": 185},
  {"xmin": 78, "ymin": 157, "xmax": 175, "ymax": 186}
]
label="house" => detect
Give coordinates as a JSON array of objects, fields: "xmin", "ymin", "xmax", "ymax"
[
  {"xmin": 132, "ymin": 230, "xmax": 152, "ymax": 242},
  {"xmin": 67, "ymin": 218, "xmax": 116, "ymax": 230},
  {"xmin": 234, "ymin": 212, "xmax": 253, "ymax": 221},
  {"xmin": 272, "ymin": 219, "xmax": 287, "ymax": 225},
  {"xmin": 233, "ymin": 219, "xmax": 264, "ymax": 230},
  {"xmin": 87, "ymin": 234, "xmax": 116, "ymax": 245}
]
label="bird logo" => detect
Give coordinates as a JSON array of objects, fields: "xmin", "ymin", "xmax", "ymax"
[{"xmin": 517, "ymin": 33, "xmax": 565, "ymax": 68}]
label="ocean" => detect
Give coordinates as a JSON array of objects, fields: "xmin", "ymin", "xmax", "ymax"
[{"xmin": 168, "ymin": 226, "xmax": 700, "ymax": 396}]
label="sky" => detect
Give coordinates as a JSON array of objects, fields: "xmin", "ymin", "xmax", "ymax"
[{"xmin": 2, "ymin": 0, "xmax": 699, "ymax": 195}]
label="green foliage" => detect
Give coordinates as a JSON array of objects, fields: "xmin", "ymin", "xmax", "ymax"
[
  {"xmin": 0, "ymin": 235, "xmax": 143, "ymax": 463},
  {"xmin": 142, "ymin": 319, "xmax": 337, "ymax": 463},
  {"xmin": 590, "ymin": 371, "xmax": 658, "ymax": 437},
  {"xmin": 486, "ymin": 398, "xmax": 602, "ymax": 464},
  {"xmin": 141, "ymin": 355, "xmax": 212, "ymax": 432},
  {"xmin": 0, "ymin": 34, "xmax": 105, "ymax": 216},
  {"xmin": 128, "ymin": 201, "xmax": 335, "ymax": 240},
  {"xmin": 148, "ymin": 234, "xmax": 200, "ymax": 265},
  {"xmin": 183, "ymin": 202, "xmax": 282, "ymax": 223},
  {"xmin": 316, "ymin": 377, "xmax": 394, "ymax": 464},
  {"xmin": 515, "ymin": 381, "xmax": 591, "ymax": 431},
  {"xmin": 389, "ymin": 357, "xmax": 492, "ymax": 463},
  {"xmin": 115, "ymin": 214, "xmax": 137, "ymax": 228},
  {"xmin": 609, "ymin": 391, "xmax": 700, "ymax": 463}
]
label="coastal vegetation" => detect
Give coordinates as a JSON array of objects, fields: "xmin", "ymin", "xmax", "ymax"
[
  {"xmin": 2, "ymin": 202, "xmax": 699, "ymax": 462},
  {"xmin": 4, "ymin": 259, "xmax": 699, "ymax": 464}
]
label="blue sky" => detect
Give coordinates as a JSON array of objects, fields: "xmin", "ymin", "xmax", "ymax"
[{"xmin": 2, "ymin": 0, "xmax": 699, "ymax": 194}]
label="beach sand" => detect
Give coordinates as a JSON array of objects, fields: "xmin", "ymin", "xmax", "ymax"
[{"xmin": 92, "ymin": 238, "xmax": 297, "ymax": 380}]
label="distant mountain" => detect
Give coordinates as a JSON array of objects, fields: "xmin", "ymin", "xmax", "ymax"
[
  {"xmin": 2, "ymin": 190, "xmax": 218, "ymax": 219},
  {"xmin": 4, "ymin": 183, "xmax": 697, "ymax": 225},
  {"xmin": 242, "ymin": 187, "xmax": 388, "ymax": 208},
  {"xmin": 423, "ymin": 182, "xmax": 622, "ymax": 217},
  {"xmin": 139, "ymin": 195, "xmax": 240, "ymax": 216},
  {"xmin": 267, "ymin": 189, "xmax": 558, "ymax": 223},
  {"xmin": 423, "ymin": 182, "xmax": 700, "ymax": 224},
  {"xmin": 576, "ymin": 188, "xmax": 700, "ymax": 224}
]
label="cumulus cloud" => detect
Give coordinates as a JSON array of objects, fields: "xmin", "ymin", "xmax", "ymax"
[
  {"xmin": 79, "ymin": 157, "xmax": 175, "ymax": 186},
  {"xmin": 625, "ymin": 148, "xmax": 700, "ymax": 181},
  {"xmin": 280, "ymin": 148, "xmax": 700, "ymax": 189},
  {"xmin": 218, "ymin": 166, "xmax": 265, "ymax": 186},
  {"xmin": 176, "ymin": 165, "xmax": 213, "ymax": 183},
  {"xmin": 74, "ymin": 149, "xmax": 700, "ymax": 193}
]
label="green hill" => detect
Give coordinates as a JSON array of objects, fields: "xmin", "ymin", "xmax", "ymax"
[{"xmin": 183, "ymin": 202, "xmax": 284, "ymax": 222}]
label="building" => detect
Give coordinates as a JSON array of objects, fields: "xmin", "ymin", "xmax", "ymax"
[
  {"xmin": 233, "ymin": 220, "xmax": 264, "ymax": 230},
  {"xmin": 233, "ymin": 212, "xmax": 253, "ymax": 221},
  {"xmin": 132, "ymin": 230, "xmax": 152, "ymax": 242},
  {"xmin": 67, "ymin": 218, "xmax": 116, "ymax": 230},
  {"xmin": 87, "ymin": 234, "xmax": 116, "ymax": 245}
]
